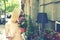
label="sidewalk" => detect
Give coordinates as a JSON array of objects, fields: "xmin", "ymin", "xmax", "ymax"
[
  {"xmin": 0, "ymin": 25, "xmax": 5, "ymax": 34},
  {"xmin": 0, "ymin": 24, "xmax": 5, "ymax": 28},
  {"xmin": 0, "ymin": 25, "xmax": 6, "ymax": 40}
]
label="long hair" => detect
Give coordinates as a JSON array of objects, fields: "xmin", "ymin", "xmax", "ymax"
[{"xmin": 10, "ymin": 8, "xmax": 21, "ymax": 22}]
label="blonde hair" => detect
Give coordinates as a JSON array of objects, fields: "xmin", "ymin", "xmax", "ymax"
[{"xmin": 10, "ymin": 8, "xmax": 21, "ymax": 22}]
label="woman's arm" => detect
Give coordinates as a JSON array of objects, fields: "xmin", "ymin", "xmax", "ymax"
[
  {"xmin": 5, "ymin": 23, "xmax": 9, "ymax": 37},
  {"xmin": 5, "ymin": 23, "xmax": 14, "ymax": 40}
]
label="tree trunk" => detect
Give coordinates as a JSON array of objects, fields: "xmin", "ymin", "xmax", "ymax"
[{"xmin": 4, "ymin": 0, "xmax": 6, "ymax": 24}]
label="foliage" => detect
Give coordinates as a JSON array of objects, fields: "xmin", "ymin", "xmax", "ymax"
[
  {"xmin": 25, "ymin": 15, "xmax": 35, "ymax": 36},
  {"xmin": 20, "ymin": 17, "xmax": 27, "ymax": 28},
  {"xmin": 0, "ymin": 0, "xmax": 20, "ymax": 13},
  {"xmin": 6, "ymin": 4, "xmax": 19, "ymax": 12},
  {"xmin": 40, "ymin": 30, "xmax": 58, "ymax": 40},
  {"xmin": 2, "ymin": 0, "xmax": 8, "ymax": 2}
]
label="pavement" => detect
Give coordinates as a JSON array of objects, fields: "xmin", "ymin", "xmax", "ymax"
[
  {"xmin": 0, "ymin": 25, "xmax": 5, "ymax": 34},
  {"xmin": 0, "ymin": 25, "xmax": 7, "ymax": 40}
]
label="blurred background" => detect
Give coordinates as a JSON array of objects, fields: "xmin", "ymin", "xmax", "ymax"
[{"xmin": 0, "ymin": 0, "xmax": 60, "ymax": 40}]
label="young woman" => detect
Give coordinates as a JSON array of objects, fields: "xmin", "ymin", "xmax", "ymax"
[{"xmin": 5, "ymin": 8, "xmax": 23, "ymax": 40}]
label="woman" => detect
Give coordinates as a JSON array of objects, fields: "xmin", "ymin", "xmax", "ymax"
[{"xmin": 5, "ymin": 8, "xmax": 23, "ymax": 40}]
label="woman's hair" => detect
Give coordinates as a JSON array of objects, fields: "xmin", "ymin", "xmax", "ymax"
[
  {"xmin": 19, "ymin": 9, "xmax": 24, "ymax": 17},
  {"xmin": 10, "ymin": 8, "xmax": 21, "ymax": 22}
]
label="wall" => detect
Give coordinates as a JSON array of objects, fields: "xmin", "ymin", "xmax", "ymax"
[
  {"xmin": 39, "ymin": 0, "xmax": 60, "ymax": 21},
  {"xmin": 22, "ymin": 0, "xmax": 39, "ymax": 25}
]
